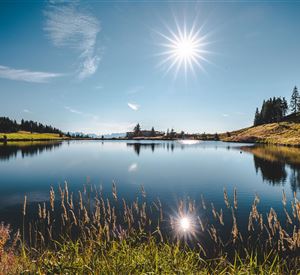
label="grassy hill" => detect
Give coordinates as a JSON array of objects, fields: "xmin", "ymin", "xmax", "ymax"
[
  {"xmin": 222, "ymin": 122, "xmax": 300, "ymax": 146},
  {"xmin": 0, "ymin": 131, "xmax": 66, "ymax": 141}
]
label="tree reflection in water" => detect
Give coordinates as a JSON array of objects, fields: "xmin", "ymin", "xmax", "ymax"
[
  {"xmin": 240, "ymin": 145, "xmax": 300, "ymax": 192},
  {"xmin": 0, "ymin": 142, "xmax": 62, "ymax": 161},
  {"xmin": 126, "ymin": 142, "xmax": 171, "ymax": 156},
  {"xmin": 253, "ymin": 156, "xmax": 287, "ymax": 185}
]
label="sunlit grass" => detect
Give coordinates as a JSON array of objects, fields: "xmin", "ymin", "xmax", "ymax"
[
  {"xmin": 223, "ymin": 122, "xmax": 300, "ymax": 146},
  {"xmin": 0, "ymin": 131, "xmax": 65, "ymax": 141}
]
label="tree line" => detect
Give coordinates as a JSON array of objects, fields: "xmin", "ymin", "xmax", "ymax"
[
  {"xmin": 254, "ymin": 86, "xmax": 300, "ymax": 126},
  {"xmin": 131, "ymin": 123, "xmax": 185, "ymax": 138},
  {"xmin": 0, "ymin": 117, "xmax": 62, "ymax": 134}
]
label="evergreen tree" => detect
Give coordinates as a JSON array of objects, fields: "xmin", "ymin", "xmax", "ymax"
[
  {"xmin": 0, "ymin": 117, "xmax": 62, "ymax": 134},
  {"xmin": 133, "ymin": 123, "xmax": 141, "ymax": 137},
  {"xmin": 253, "ymin": 96, "xmax": 290, "ymax": 126},
  {"xmin": 254, "ymin": 108, "xmax": 261, "ymax": 126},
  {"xmin": 290, "ymin": 86, "xmax": 300, "ymax": 114},
  {"xmin": 281, "ymin": 97, "xmax": 288, "ymax": 117},
  {"xmin": 150, "ymin": 127, "xmax": 155, "ymax": 137},
  {"xmin": 170, "ymin": 128, "xmax": 175, "ymax": 138}
]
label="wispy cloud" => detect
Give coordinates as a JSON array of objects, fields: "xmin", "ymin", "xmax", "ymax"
[
  {"xmin": 64, "ymin": 106, "xmax": 99, "ymax": 120},
  {"xmin": 64, "ymin": 105, "xmax": 135, "ymax": 134},
  {"xmin": 128, "ymin": 163, "xmax": 138, "ymax": 172},
  {"xmin": 0, "ymin": 65, "xmax": 63, "ymax": 83},
  {"xmin": 44, "ymin": 3, "xmax": 101, "ymax": 79},
  {"xmin": 64, "ymin": 106, "xmax": 83, "ymax": 114},
  {"xmin": 222, "ymin": 114, "xmax": 229, "ymax": 117},
  {"xmin": 23, "ymin": 109, "xmax": 32, "ymax": 113},
  {"xmin": 128, "ymin": 102, "xmax": 140, "ymax": 111}
]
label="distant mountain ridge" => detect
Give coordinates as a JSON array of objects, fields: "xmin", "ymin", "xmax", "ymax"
[{"xmin": 103, "ymin": 133, "xmax": 126, "ymax": 138}]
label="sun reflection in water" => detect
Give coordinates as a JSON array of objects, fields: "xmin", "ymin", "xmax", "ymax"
[{"xmin": 178, "ymin": 140, "xmax": 200, "ymax": 145}]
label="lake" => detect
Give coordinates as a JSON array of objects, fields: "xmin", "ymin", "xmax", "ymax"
[{"xmin": 0, "ymin": 140, "xmax": 299, "ymax": 230}]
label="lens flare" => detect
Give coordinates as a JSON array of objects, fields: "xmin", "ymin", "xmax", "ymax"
[
  {"xmin": 179, "ymin": 217, "xmax": 191, "ymax": 232},
  {"xmin": 171, "ymin": 213, "xmax": 198, "ymax": 240},
  {"xmin": 156, "ymin": 18, "xmax": 213, "ymax": 78}
]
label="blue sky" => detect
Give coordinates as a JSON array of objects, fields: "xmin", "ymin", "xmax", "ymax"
[{"xmin": 0, "ymin": 1, "xmax": 299, "ymax": 134}]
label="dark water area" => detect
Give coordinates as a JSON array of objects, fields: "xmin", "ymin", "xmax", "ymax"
[{"xmin": 0, "ymin": 140, "xmax": 299, "ymax": 236}]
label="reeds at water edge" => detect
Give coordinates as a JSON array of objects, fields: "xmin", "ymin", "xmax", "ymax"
[
  {"xmin": 1, "ymin": 182, "xmax": 300, "ymax": 273},
  {"xmin": 18, "ymin": 183, "xmax": 300, "ymax": 257}
]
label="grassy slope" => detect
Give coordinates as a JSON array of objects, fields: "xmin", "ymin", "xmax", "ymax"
[
  {"xmin": 0, "ymin": 131, "xmax": 65, "ymax": 141},
  {"xmin": 222, "ymin": 122, "xmax": 300, "ymax": 146}
]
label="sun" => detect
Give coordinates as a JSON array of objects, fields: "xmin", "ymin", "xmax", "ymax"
[
  {"xmin": 156, "ymin": 19, "xmax": 212, "ymax": 78},
  {"xmin": 175, "ymin": 38, "xmax": 196, "ymax": 58},
  {"xmin": 179, "ymin": 217, "xmax": 191, "ymax": 232},
  {"xmin": 170, "ymin": 212, "xmax": 199, "ymax": 241}
]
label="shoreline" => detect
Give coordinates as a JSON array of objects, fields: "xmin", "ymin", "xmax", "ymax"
[
  {"xmin": 2, "ymin": 136, "xmax": 300, "ymax": 147},
  {"xmin": 2, "ymin": 120, "xmax": 300, "ymax": 147},
  {"xmin": 1, "ymin": 136, "xmax": 299, "ymax": 147}
]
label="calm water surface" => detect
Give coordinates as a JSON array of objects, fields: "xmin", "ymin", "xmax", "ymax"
[{"xmin": 0, "ymin": 140, "xmax": 299, "ymax": 228}]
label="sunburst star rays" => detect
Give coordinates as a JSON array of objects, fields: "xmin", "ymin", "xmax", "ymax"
[{"xmin": 155, "ymin": 19, "xmax": 214, "ymax": 79}]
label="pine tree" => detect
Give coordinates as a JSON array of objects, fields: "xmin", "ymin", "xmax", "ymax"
[
  {"xmin": 170, "ymin": 128, "xmax": 175, "ymax": 138},
  {"xmin": 290, "ymin": 86, "xmax": 300, "ymax": 114},
  {"xmin": 150, "ymin": 127, "xmax": 155, "ymax": 137},
  {"xmin": 281, "ymin": 97, "xmax": 288, "ymax": 117},
  {"xmin": 253, "ymin": 96, "xmax": 290, "ymax": 126},
  {"xmin": 254, "ymin": 108, "xmax": 261, "ymax": 126},
  {"xmin": 133, "ymin": 123, "xmax": 141, "ymax": 137}
]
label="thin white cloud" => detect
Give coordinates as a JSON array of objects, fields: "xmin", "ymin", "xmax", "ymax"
[
  {"xmin": 44, "ymin": 3, "xmax": 101, "ymax": 79},
  {"xmin": 0, "ymin": 65, "xmax": 63, "ymax": 83},
  {"xmin": 128, "ymin": 102, "xmax": 140, "ymax": 111},
  {"xmin": 64, "ymin": 106, "xmax": 98, "ymax": 120},
  {"xmin": 64, "ymin": 106, "xmax": 83, "ymax": 114},
  {"xmin": 23, "ymin": 109, "xmax": 32, "ymax": 113},
  {"xmin": 222, "ymin": 114, "xmax": 229, "ymax": 117},
  {"xmin": 78, "ymin": 55, "xmax": 100, "ymax": 79},
  {"xmin": 128, "ymin": 163, "xmax": 138, "ymax": 172},
  {"xmin": 64, "ymin": 105, "xmax": 135, "ymax": 134}
]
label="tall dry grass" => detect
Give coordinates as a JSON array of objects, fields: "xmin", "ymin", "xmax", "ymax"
[{"xmin": 0, "ymin": 182, "xmax": 300, "ymax": 273}]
